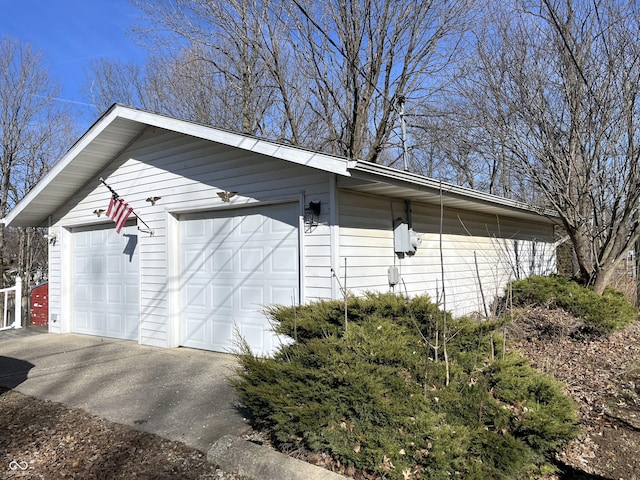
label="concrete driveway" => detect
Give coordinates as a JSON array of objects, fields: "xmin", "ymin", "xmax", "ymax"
[
  {"xmin": 0, "ymin": 328, "xmax": 250, "ymax": 453},
  {"xmin": 0, "ymin": 328, "xmax": 351, "ymax": 480}
]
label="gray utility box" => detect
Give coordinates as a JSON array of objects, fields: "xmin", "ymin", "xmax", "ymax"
[{"xmin": 393, "ymin": 219, "xmax": 421, "ymax": 256}]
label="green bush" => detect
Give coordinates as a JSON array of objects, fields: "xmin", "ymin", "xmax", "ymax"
[
  {"xmin": 509, "ymin": 275, "xmax": 637, "ymax": 335},
  {"xmin": 232, "ymin": 293, "xmax": 579, "ymax": 479}
]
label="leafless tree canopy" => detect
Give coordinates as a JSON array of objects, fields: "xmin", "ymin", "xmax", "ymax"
[
  {"xmin": 433, "ymin": 1, "xmax": 640, "ymax": 292},
  {"xmin": 88, "ymin": 0, "xmax": 472, "ymax": 163},
  {"xmin": 0, "ymin": 37, "xmax": 74, "ymax": 288}
]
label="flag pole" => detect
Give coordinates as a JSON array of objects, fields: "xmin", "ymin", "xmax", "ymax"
[
  {"xmin": 99, "ymin": 177, "xmax": 119, "ymax": 199},
  {"xmin": 99, "ymin": 178, "xmax": 154, "ymax": 236}
]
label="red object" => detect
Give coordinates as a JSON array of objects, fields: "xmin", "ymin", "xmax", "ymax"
[
  {"xmin": 107, "ymin": 196, "xmax": 133, "ymax": 234},
  {"xmin": 30, "ymin": 283, "xmax": 48, "ymax": 326}
]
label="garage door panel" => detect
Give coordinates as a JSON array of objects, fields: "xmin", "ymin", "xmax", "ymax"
[
  {"xmin": 272, "ymin": 246, "xmax": 298, "ymax": 273},
  {"xmin": 90, "ymin": 284, "xmax": 104, "ymax": 303},
  {"xmin": 107, "ymin": 313, "xmax": 124, "ymax": 335},
  {"xmin": 180, "ymin": 204, "xmax": 298, "ymax": 354},
  {"xmin": 271, "ymin": 285, "xmax": 296, "ymax": 305},
  {"xmin": 74, "ymin": 310, "xmax": 89, "ymax": 330},
  {"xmin": 74, "ymin": 257, "xmax": 89, "ymax": 275},
  {"xmin": 240, "ymin": 324, "xmax": 264, "ymax": 350},
  {"xmin": 185, "ymin": 315, "xmax": 206, "ymax": 343},
  {"xmin": 272, "ymin": 219, "xmax": 295, "ymax": 234},
  {"xmin": 107, "ymin": 283, "xmax": 123, "ymax": 303},
  {"xmin": 125, "ymin": 286, "xmax": 138, "ymax": 306},
  {"xmin": 185, "ymin": 283, "xmax": 207, "ymax": 308},
  {"xmin": 213, "ymin": 248, "xmax": 234, "ymax": 272},
  {"xmin": 95, "ymin": 231, "xmax": 108, "ymax": 248},
  {"xmin": 89, "ymin": 311, "xmax": 102, "ymax": 331},
  {"xmin": 75, "ymin": 231, "xmax": 88, "ymax": 247},
  {"xmin": 212, "ymin": 320, "xmax": 234, "ymax": 342},
  {"xmin": 183, "ymin": 246, "xmax": 206, "ymax": 274},
  {"xmin": 124, "ymin": 259, "xmax": 138, "ymax": 275},
  {"xmin": 74, "ymin": 284, "xmax": 89, "ymax": 302},
  {"xmin": 240, "ymin": 215, "xmax": 265, "ymax": 235},
  {"xmin": 185, "ymin": 219, "xmax": 207, "ymax": 239},
  {"xmin": 107, "ymin": 255, "xmax": 122, "ymax": 274},
  {"xmin": 240, "ymin": 248, "xmax": 264, "ymax": 273},
  {"xmin": 72, "ymin": 224, "xmax": 139, "ymax": 341},
  {"xmin": 239, "ymin": 285, "xmax": 264, "ymax": 312},
  {"xmin": 212, "ymin": 217, "xmax": 234, "ymax": 235},
  {"xmin": 91, "ymin": 256, "xmax": 106, "ymax": 275},
  {"xmin": 123, "ymin": 314, "xmax": 139, "ymax": 338},
  {"xmin": 213, "ymin": 284, "xmax": 234, "ymax": 309}
]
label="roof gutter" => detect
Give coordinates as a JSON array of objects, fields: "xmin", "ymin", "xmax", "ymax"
[{"xmin": 347, "ymin": 160, "xmax": 558, "ymax": 220}]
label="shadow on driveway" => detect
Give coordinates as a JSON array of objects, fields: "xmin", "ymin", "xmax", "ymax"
[
  {"xmin": 0, "ymin": 355, "xmax": 34, "ymax": 389},
  {"xmin": 0, "ymin": 331, "xmax": 249, "ymax": 453}
]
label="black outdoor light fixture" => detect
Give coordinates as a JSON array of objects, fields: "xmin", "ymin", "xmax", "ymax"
[{"xmin": 304, "ymin": 201, "xmax": 321, "ymax": 227}]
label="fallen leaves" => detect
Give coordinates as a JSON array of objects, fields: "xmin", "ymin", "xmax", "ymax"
[
  {"xmin": 14, "ymin": 306, "xmax": 632, "ymax": 480},
  {"xmin": 0, "ymin": 387, "xmax": 246, "ymax": 479},
  {"xmin": 380, "ymin": 454, "xmax": 395, "ymax": 471},
  {"xmin": 508, "ymin": 308, "xmax": 640, "ymax": 479}
]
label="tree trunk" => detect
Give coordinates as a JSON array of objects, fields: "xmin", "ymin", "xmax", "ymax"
[
  {"xmin": 636, "ymin": 237, "xmax": 640, "ymax": 306},
  {"xmin": 592, "ymin": 264, "xmax": 616, "ymax": 295},
  {"xmin": 568, "ymin": 227, "xmax": 594, "ymax": 281},
  {"xmin": 0, "ymin": 224, "xmax": 4, "ymax": 288}
]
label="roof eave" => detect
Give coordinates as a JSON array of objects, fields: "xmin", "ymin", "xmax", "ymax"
[
  {"xmin": 347, "ymin": 160, "xmax": 559, "ymax": 224},
  {"xmin": 4, "ymin": 105, "xmax": 351, "ymax": 228},
  {"xmin": 4, "ymin": 105, "xmax": 556, "ymax": 229},
  {"xmin": 4, "ymin": 104, "xmax": 128, "ymax": 228}
]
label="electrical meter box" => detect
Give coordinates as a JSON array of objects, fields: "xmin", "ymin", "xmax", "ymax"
[{"xmin": 393, "ymin": 219, "xmax": 421, "ymax": 256}]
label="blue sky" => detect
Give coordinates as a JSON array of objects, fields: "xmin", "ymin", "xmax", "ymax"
[{"xmin": 0, "ymin": 0, "xmax": 147, "ymax": 126}]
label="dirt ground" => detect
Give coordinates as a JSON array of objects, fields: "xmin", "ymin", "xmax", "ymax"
[
  {"xmin": 0, "ymin": 386, "xmax": 248, "ymax": 479},
  {"xmin": 2, "ymin": 310, "xmax": 639, "ymax": 479},
  {"xmin": 507, "ymin": 308, "xmax": 640, "ymax": 480}
]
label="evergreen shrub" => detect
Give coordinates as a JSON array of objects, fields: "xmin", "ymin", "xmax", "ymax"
[
  {"xmin": 231, "ymin": 293, "xmax": 579, "ymax": 479},
  {"xmin": 509, "ymin": 275, "xmax": 637, "ymax": 335}
]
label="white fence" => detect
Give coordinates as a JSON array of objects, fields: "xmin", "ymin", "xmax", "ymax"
[{"xmin": 0, "ymin": 277, "xmax": 22, "ymax": 330}]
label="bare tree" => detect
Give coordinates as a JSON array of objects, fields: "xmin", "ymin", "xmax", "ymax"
[
  {"xmin": 130, "ymin": 0, "xmax": 281, "ymax": 135},
  {"xmin": 0, "ymin": 37, "xmax": 74, "ymax": 289},
  {"xmin": 100, "ymin": 0, "xmax": 471, "ymax": 162},
  {"xmin": 446, "ymin": 1, "xmax": 640, "ymax": 293},
  {"xmin": 289, "ymin": 0, "xmax": 473, "ymax": 162},
  {"xmin": 84, "ymin": 59, "xmax": 146, "ymax": 112},
  {"xmin": 410, "ymin": 111, "xmax": 495, "ymax": 191}
]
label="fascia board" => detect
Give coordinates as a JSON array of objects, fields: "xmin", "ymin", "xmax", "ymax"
[
  {"xmin": 348, "ymin": 160, "xmax": 559, "ymax": 222},
  {"xmin": 4, "ymin": 105, "xmax": 352, "ymax": 227},
  {"xmin": 116, "ymin": 108, "xmax": 351, "ymax": 175},
  {"xmin": 4, "ymin": 105, "xmax": 124, "ymax": 227}
]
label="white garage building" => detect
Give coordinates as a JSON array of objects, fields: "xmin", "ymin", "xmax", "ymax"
[{"xmin": 4, "ymin": 105, "xmax": 557, "ymax": 355}]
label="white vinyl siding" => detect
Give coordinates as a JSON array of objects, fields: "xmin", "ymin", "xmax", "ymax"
[
  {"xmin": 338, "ymin": 193, "xmax": 401, "ymax": 294},
  {"xmin": 338, "ymin": 190, "xmax": 555, "ymax": 317},
  {"xmin": 47, "ymin": 225, "xmax": 62, "ymax": 333},
  {"xmin": 48, "ymin": 127, "xmax": 333, "ymax": 347},
  {"xmin": 44, "ymin": 122, "xmax": 556, "ymax": 349}
]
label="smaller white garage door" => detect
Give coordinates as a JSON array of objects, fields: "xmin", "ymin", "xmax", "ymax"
[
  {"xmin": 71, "ymin": 223, "xmax": 139, "ymax": 340},
  {"xmin": 180, "ymin": 203, "xmax": 299, "ymax": 355}
]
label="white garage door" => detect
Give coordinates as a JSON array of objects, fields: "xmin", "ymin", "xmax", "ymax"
[
  {"xmin": 71, "ymin": 223, "xmax": 139, "ymax": 340},
  {"xmin": 180, "ymin": 203, "xmax": 299, "ymax": 354}
]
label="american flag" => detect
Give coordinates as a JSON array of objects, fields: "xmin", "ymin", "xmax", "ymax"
[{"xmin": 106, "ymin": 196, "xmax": 133, "ymax": 234}]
